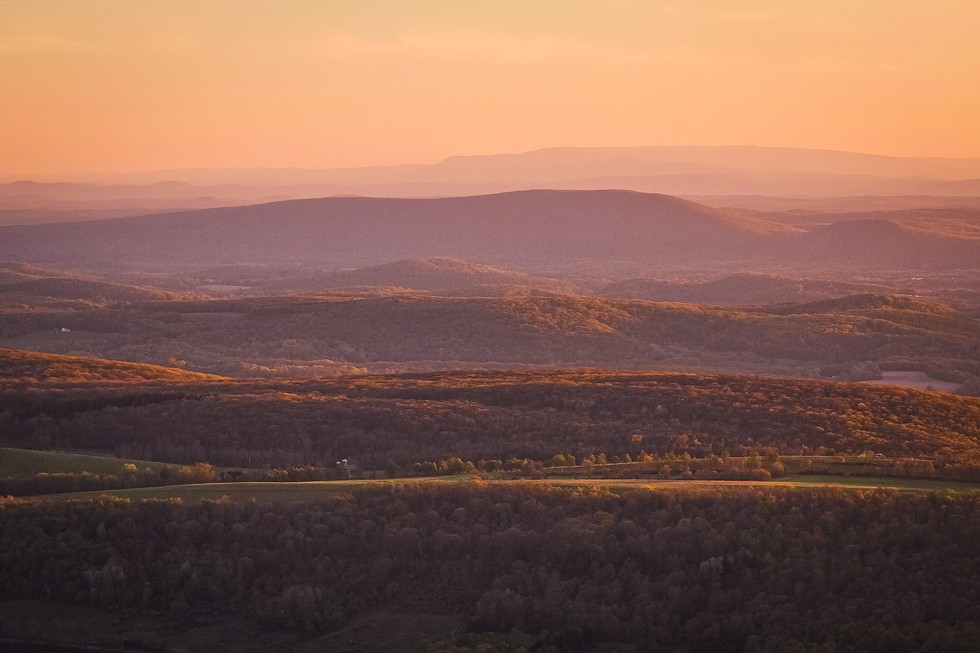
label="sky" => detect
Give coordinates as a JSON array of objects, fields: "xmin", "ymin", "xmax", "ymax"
[{"xmin": 2, "ymin": 0, "xmax": 980, "ymax": 177}]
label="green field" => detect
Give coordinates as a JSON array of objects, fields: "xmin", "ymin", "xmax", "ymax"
[
  {"xmin": 517, "ymin": 475, "xmax": 980, "ymax": 493},
  {"xmin": 24, "ymin": 472, "xmax": 980, "ymax": 504},
  {"xmin": 784, "ymin": 474, "xmax": 980, "ymax": 491},
  {"xmin": 0, "ymin": 447, "xmax": 173, "ymax": 478},
  {"xmin": 30, "ymin": 475, "xmax": 479, "ymax": 503}
]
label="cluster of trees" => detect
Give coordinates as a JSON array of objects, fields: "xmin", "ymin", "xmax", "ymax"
[
  {"xmin": 386, "ymin": 451, "xmax": 783, "ymax": 482},
  {"xmin": 0, "ymin": 461, "xmax": 370, "ymax": 497},
  {"xmin": 8, "ymin": 448, "xmax": 979, "ymax": 500},
  {"xmin": 388, "ymin": 449, "xmax": 980, "ymax": 483},
  {"xmin": 2, "ymin": 370, "xmax": 977, "ymax": 469},
  {"xmin": 0, "ymin": 462, "xmax": 218, "ymax": 497},
  {"xmin": 2, "ymin": 485, "xmax": 980, "ymax": 651}
]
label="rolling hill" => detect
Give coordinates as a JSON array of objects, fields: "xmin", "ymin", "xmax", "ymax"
[
  {"xmin": 0, "ymin": 347, "xmax": 225, "ymax": 386},
  {"xmin": 0, "ymin": 262, "xmax": 183, "ymax": 306},
  {"xmin": 0, "ymin": 189, "xmax": 975, "ymax": 272},
  {"xmin": 2, "ymin": 366, "xmax": 978, "ymax": 467},
  {"xmin": 792, "ymin": 219, "xmax": 980, "ymax": 268},
  {"xmin": 0, "ymin": 190, "xmax": 794, "ymax": 269},
  {"xmin": 0, "ymin": 292, "xmax": 975, "ymax": 385},
  {"xmin": 0, "ymin": 262, "xmax": 52, "ymax": 284},
  {"xmin": 0, "ymin": 277, "xmax": 177, "ymax": 304}
]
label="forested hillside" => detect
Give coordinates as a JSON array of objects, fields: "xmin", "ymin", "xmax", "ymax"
[
  {"xmin": 1, "ymin": 292, "xmax": 976, "ymax": 387},
  {"xmin": 2, "ymin": 368, "xmax": 978, "ymax": 469},
  {"xmin": 597, "ymin": 273, "xmax": 893, "ymax": 306},
  {"xmin": 3, "ymin": 485, "xmax": 980, "ymax": 652},
  {"xmin": 0, "ymin": 348, "xmax": 224, "ymax": 386}
]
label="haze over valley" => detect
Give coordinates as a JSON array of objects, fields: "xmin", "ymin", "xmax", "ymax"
[
  {"xmin": 3, "ymin": 143, "xmax": 980, "ymax": 653},
  {"xmin": 3, "ymin": 2, "xmax": 980, "ymax": 652}
]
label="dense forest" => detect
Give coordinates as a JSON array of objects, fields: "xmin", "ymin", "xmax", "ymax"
[
  {"xmin": 0, "ymin": 251, "xmax": 976, "ymax": 652},
  {"xmin": 2, "ymin": 484, "xmax": 980, "ymax": 652},
  {"xmin": 1, "ymin": 291, "xmax": 977, "ymax": 387},
  {"xmin": 2, "ymin": 365, "xmax": 979, "ymax": 470}
]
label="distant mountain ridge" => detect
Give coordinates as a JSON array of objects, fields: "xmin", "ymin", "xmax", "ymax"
[
  {"xmin": 0, "ymin": 189, "xmax": 975, "ymax": 272},
  {"xmin": 0, "ymin": 190, "xmax": 788, "ymax": 269},
  {"xmin": 18, "ymin": 145, "xmax": 980, "ymax": 185},
  {"xmin": 5, "ymin": 146, "xmax": 980, "ymax": 227}
]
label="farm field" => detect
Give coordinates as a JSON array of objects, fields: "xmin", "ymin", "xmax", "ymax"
[
  {"xmin": 24, "ymin": 473, "xmax": 980, "ymax": 504},
  {"xmin": 0, "ymin": 447, "xmax": 173, "ymax": 478}
]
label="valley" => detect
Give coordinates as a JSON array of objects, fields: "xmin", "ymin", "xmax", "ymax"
[{"xmin": 2, "ymin": 155, "xmax": 979, "ymax": 653}]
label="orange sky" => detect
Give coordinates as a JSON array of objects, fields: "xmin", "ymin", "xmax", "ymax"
[{"xmin": 3, "ymin": 0, "xmax": 980, "ymax": 177}]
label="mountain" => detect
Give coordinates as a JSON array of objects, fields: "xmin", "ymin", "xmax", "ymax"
[
  {"xmin": 1, "ymin": 188, "xmax": 976, "ymax": 273},
  {"xmin": 548, "ymin": 172, "xmax": 980, "ymax": 197},
  {"xmin": 40, "ymin": 145, "xmax": 980, "ymax": 186},
  {"xmin": 7, "ymin": 147, "xmax": 980, "ymax": 224},
  {"xmin": 0, "ymin": 190, "xmax": 791, "ymax": 270},
  {"xmin": 13, "ymin": 146, "xmax": 980, "ymax": 201},
  {"xmin": 423, "ymin": 146, "xmax": 980, "ymax": 182}
]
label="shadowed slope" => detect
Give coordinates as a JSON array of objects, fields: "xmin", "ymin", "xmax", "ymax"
[{"xmin": 794, "ymin": 219, "xmax": 980, "ymax": 268}]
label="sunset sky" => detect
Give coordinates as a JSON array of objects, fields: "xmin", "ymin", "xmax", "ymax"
[{"xmin": 3, "ymin": 0, "xmax": 980, "ymax": 177}]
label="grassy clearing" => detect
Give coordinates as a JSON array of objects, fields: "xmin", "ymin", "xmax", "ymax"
[
  {"xmin": 32, "ymin": 480, "xmax": 367, "ymax": 503},
  {"xmin": 0, "ymin": 447, "xmax": 172, "ymax": 478},
  {"xmin": 24, "ymin": 472, "xmax": 980, "ymax": 504},
  {"xmin": 30, "ymin": 476, "xmax": 477, "ymax": 503},
  {"xmin": 528, "ymin": 475, "xmax": 980, "ymax": 493},
  {"xmin": 784, "ymin": 474, "xmax": 980, "ymax": 492}
]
